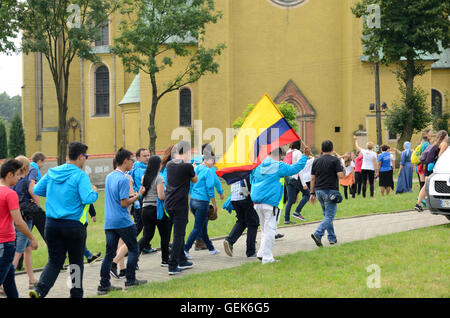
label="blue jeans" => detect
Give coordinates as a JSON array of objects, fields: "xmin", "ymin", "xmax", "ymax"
[
  {"xmin": 185, "ymin": 199, "xmax": 214, "ymax": 252},
  {"xmin": 0, "ymin": 241, "xmax": 18, "ymax": 298},
  {"xmin": 100, "ymin": 225, "xmax": 139, "ymax": 287},
  {"xmin": 314, "ymin": 190, "xmax": 338, "ymax": 243},
  {"xmin": 285, "ymin": 180, "xmax": 310, "ymax": 221}
]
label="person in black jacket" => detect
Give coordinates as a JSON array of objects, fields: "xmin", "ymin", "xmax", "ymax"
[{"xmin": 223, "ymin": 176, "xmax": 259, "ymax": 258}]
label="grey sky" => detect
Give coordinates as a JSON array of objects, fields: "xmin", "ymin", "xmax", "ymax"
[{"xmin": 0, "ymin": 35, "xmax": 22, "ymax": 97}]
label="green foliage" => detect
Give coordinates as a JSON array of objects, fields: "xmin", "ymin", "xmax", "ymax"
[
  {"xmin": 0, "ymin": 0, "xmax": 21, "ymax": 53},
  {"xmin": 232, "ymin": 101, "xmax": 299, "ymax": 132},
  {"xmin": 0, "ymin": 121, "xmax": 8, "ymax": 159},
  {"xmin": 432, "ymin": 92, "xmax": 450, "ymax": 133},
  {"xmin": 384, "ymin": 84, "xmax": 432, "ymax": 135},
  {"xmin": 8, "ymin": 113, "xmax": 25, "ymax": 157},
  {"xmin": 0, "ymin": 92, "xmax": 21, "ymax": 122},
  {"xmin": 351, "ymin": 0, "xmax": 450, "ymax": 64}
]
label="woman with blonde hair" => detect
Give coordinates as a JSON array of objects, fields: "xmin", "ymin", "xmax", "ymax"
[{"xmin": 12, "ymin": 156, "xmax": 39, "ymax": 289}]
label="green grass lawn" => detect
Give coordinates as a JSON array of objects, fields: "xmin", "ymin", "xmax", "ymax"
[
  {"xmin": 27, "ymin": 179, "xmax": 422, "ymax": 270},
  {"xmin": 99, "ymin": 224, "xmax": 449, "ymax": 298}
]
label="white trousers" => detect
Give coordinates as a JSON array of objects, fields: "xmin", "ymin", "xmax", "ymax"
[{"xmin": 255, "ymin": 204, "xmax": 280, "ymax": 264}]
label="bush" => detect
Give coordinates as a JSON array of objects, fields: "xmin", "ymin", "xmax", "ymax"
[
  {"xmin": 8, "ymin": 113, "xmax": 25, "ymax": 157},
  {"xmin": 0, "ymin": 121, "xmax": 8, "ymax": 159}
]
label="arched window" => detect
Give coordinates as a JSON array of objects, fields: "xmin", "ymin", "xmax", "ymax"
[
  {"xmin": 179, "ymin": 88, "xmax": 192, "ymax": 127},
  {"xmin": 432, "ymin": 89, "xmax": 443, "ymax": 117},
  {"xmin": 95, "ymin": 65, "xmax": 110, "ymax": 116}
]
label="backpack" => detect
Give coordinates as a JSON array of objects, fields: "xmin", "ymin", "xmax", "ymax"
[
  {"xmin": 410, "ymin": 145, "xmax": 422, "ymax": 165},
  {"xmin": 283, "ymin": 151, "xmax": 293, "ymax": 164},
  {"xmin": 420, "ymin": 144, "xmax": 438, "ymax": 165}
]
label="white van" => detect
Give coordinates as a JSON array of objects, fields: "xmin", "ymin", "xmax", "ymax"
[{"xmin": 426, "ymin": 147, "xmax": 450, "ymax": 220}]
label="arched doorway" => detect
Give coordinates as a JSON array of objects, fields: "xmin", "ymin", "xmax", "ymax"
[{"xmin": 274, "ymin": 80, "xmax": 316, "ymax": 148}]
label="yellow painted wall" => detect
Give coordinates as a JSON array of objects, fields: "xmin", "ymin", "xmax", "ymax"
[{"xmin": 22, "ymin": 0, "xmax": 450, "ymax": 158}]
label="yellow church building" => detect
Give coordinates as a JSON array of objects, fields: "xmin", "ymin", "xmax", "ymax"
[{"xmin": 22, "ymin": 0, "xmax": 450, "ymax": 159}]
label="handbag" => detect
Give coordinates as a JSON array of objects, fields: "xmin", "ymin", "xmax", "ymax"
[
  {"xmin": 328, "ymin": 190, "xmax": 343, "ymax": 204},
  {"xmin": 289, "ymin": 177, "xmax": 304, "ymax": 191},
  {"xmin": 18, "ymin": 176, "xmax": 43, "ymax": 220},
  {"xmin": 208, "ymin": 204, "xmax": 218, "ymax": 221}
]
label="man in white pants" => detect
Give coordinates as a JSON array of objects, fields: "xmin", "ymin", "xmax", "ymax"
[{"xmin": 250, "ymin": 149, "xmax": 307, "ymax": 264}]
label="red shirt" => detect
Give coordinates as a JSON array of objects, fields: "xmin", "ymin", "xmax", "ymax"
[
  {"xmin": 354, "ymin": 155, "xmax": 363, "ymax": 173},
  {"xmin": 0, "ymin": 186, "xmax": 19, "ymax": 243}
]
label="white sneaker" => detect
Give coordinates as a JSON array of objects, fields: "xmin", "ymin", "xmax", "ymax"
[
  {"xmin": 209, "ymin": 249, "xmax": 220, "ymax": 255},
  {"xmin": 184, "ymin": 251, "xmax": 193, "ymax": 259}
]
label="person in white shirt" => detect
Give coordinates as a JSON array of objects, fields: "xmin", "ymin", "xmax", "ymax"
[{"xmin": 354, "ymin": 136, "xmax": 378, "ymax": 198}]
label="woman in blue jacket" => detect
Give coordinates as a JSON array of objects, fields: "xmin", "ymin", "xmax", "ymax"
[{"xmin": 184, "ymin": 154, "xmax": 219, "ymax": 258}]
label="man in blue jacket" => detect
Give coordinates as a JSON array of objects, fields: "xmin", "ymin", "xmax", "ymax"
[
  {"xmin": 250, "ymin": 148, "xmax": 307, "ymax": 264},
  {"xmin": 30, "ymin": 142, "xmax": 98, "ymax": 298}
]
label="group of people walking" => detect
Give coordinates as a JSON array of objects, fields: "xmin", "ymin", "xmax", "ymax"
[{"xmin": 0, "ymin": 127, "xmax": 448, "ymax": 298}]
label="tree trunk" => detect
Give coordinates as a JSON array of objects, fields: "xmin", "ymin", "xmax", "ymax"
[
  {"xmin": 148, "ymin": 73, "xmax": 158, "ymax": 155},
  {"xmin": 396, "ymin": 57, "xmax": 415, "ymax": 154}
]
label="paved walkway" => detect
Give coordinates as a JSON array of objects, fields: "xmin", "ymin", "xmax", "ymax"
[{"xmin": 13, "ymin": 210, "xmax": 449, "ymax": 298}]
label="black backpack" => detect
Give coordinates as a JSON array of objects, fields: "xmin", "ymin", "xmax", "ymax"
[{"xmin": 16, "ymin": 175, "xmax": 43, "ymax": 220}]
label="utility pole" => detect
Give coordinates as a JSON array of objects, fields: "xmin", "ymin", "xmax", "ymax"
[{"xmin": 374, "ymin": 62, "xmax": 382, "ymax": 150}]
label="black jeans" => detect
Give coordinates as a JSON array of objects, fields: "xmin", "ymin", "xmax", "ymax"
[
  {"xmin": 167, "ymin": 209, "xmax": 189, "ymax": 270},
  {"xmin": 354, "ymin": 172, "xmax": 363, "ymax": 195},
  {"xmin": 361, "ymin": 169, "xmax": 375, "ymax": 198},
  {"xmin": 100, "ymin": 225, "xmax": 139, "ymax": 287},
  {"xmin": 139, "ymin": 205, "xmax": 172, "ymax": 263},
  {"xmin": 36, "ymin": 221, "xmax": 86, "ymax": 298},
  {"xmin": 227, "ymin": 199, "xmax": 260, "ymax": 257}
]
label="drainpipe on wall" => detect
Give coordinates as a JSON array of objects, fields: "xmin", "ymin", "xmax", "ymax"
[
  {"xmin": 80, "ymin": 58, "xmax": 85, "ymax": 143},
  {"xmin": 112, "ymin": 54, "xmax": 117, "ymax": 151}
]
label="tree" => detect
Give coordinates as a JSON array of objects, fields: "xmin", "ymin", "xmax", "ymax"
[
  {"xmin": 20, "ymin": 0, "xmax": 120, "ymax": 164},
  {"xmin": 9, "ymin": 113, "xmax": 25, "ymax": 157},
  {"xmin": 0, "ymin": 121, "xmax": 8, "ymax": 159},
  {"xmin": 0, "ymin": 0, "xmax": 21, "ymax": 53},
  {"xmin": 0, "ymin": 92, "xmax": 21, "ymax": 122},
  {"xmin": 112, "ymin": 0, "xmax": 226, "ymax": 154},
  {"xmin": 352, "ymin": 0, "xmax": 450, "ymax": 149},
  {"xmin": 384, "ymin": 76, "xmax": 432, "ymax": 141},
  {"xmin": 232, "ymin": 101, "xmax": 299, "ymax": 131}
]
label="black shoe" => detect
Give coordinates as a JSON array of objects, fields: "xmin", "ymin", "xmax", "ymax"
[
  {"xmin": 118, "ymin": 269, "xmax": 126, "ymax": 279},
  {"xmin": 97, "ymin": 285, "xmax": 122, "ymax": 295},
  {"xmin": 179, "ymin": 261, "xmax": 194, "ymax": 270},
  {"xmin": 223, "ymin": 240, "xmax": 233, "ymax": 257},
  {"xmin": 414, "ymin": 204, "xmax": 424, "ymax": 213},
  {"xmin": 330, "ymin": 240, "xmax": 338, "ymax": 245},
  {"xmin": 110, "ymin": 263, "xmax": 120, "ymax": 279},
  {"xmin": 275, "ymin": 233, "xmax": 284, "ymax": 239},
  {"xmin": 125, "ymin": 279, "xmax": 147, "ymax": 289},
  {"xmin": 142, "ymin": 248, "xmax": 158, "ymax": 255},
  {"xmin": 161, "ymin": 261, "xmax": 169, "ymax": 267},
  {"xmin": 87, "ymin": 252, "xmax": 102, "ymax": 264},
  {"xmin": 168, "ymin": 267, "xmax": 182, "ymax": 275},
  {"xmin": 311, "ymin": 234, "xmax": 323, "ymax": 247}
]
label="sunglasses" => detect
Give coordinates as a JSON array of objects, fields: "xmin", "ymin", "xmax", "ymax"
[{"xmin": 82, "ymin": 154, "xmax": 89, "ymax": 159}]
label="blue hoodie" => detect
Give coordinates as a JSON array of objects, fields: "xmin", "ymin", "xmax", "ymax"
[
  {"xmin": 190, "ymin": 164, "xmax": 216, "ymax": 202},
  {"xmin": 191, "ymin": 155, "xmax": 224, "ymax": 195},
  {"xmin": 33, "ymin": 164, "xmax": 98, "ymax": 222},
  {"xmin": 129, "ymin": 161, "xmax": 147, "ymax": 193},
  {"xmin": 250, "ymin": 155, "xmax": 308, "ymax": 207}
]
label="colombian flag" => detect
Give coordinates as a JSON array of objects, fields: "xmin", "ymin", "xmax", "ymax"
[{"xmin": 215, "ymin": 94, "xmax": 300, "ymax": 184}]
